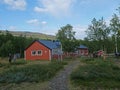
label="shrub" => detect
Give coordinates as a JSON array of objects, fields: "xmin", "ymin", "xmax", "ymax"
[
  {"xmin": 70, "ymin": 59, "xmax": 120, "ymax": 88},
  {"xmin": 11, "ymin": 60, "xmax": 27, "ymax": 65},
  {"xmin": 0, "ymin": 61, "xmax": 66, "ymax": 83},
  {"xmin": 0, "ymin": 63, "xmax": 4, "ymax": 67}
]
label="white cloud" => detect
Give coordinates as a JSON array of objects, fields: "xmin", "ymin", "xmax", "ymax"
[
  {"xmin": 34, "ymin": 0, "xmax": 76, "ymax": 16},
  {"xmin": 27, "ymin": 19, "xmax": 40, "ymax": 26},
  {"xmin": 8, "ymin": 26, "xmax": 17, "ymax": 31},
  {"xmin": 27, "ymin": 19, "xmax": 47, "ymax": 26},
  {"xmin": 3, "ymin": 0, "xmax": 26, "ymax": 10},
  {"xmin": 41, "ymin": 24, "xmax": 87, "ymax": 39},
  {"xmin": 73, "ymin": 25, "xmax": 87, "ymax": 39},
  {"xmin": 79, "ymin": 0, "xmax": 90, "ymax": 5},
  {"xmin": 41, "ymin": 21, "xmax": 47, "ymax": 25},
  {"xmin": 41, "ymin": 29, "xmax": 57, "ymax": 36},
  {"xmin": 79, "ymin": 0, "xmax": 101, "ymax": 5},
  {"xmin": 34, "ymin": 6, "xmax": 47, "ymax": 12}
]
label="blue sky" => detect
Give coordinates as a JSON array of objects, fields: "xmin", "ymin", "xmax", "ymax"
[{"xmin": 0, "ymin": 0, "xmax": 120, "ymax": 39}]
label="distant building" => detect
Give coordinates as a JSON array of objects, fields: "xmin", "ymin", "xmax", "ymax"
[
  {"xmin": 77, "ymin": 45, "xmax": 88, "ymax": 56},
  {"xmin": 93, "ymin": 50, "xmax": 104, "ymax": 58},
  {"xmin": 24, "ymin": 40, "xmax": 62, "ymax": 60}
]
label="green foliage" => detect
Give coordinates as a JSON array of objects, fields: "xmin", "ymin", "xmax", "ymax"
[
  {"xmin": 70, "ymin": 59, "xmax": 120, "ymax": 88},
  {"xmin": 84, "ymin": 6, "xmax": 120, "ymax": 53},
  {"xmin": 110, "ymin": 13, "xmax": 120, "ymax": 52},
  {"xmin": 0, "ymin": 60, "xmax": 27, "ymax": 69},
  {"xmin": 0, "ymin": 61, "xmax": 66, "ymax": 83},
  {"xmin": 0, "ymin": 40, "xmax": 14, "ymax": 57},
  {"xmin": 86, "ymin": 17, "xmax": 110, "ymax": 41},
  {"xmin": 56, "ymin": 24, "xmax": 79, "ymax": 52},
  {"xmin": 0, "ymin": 31, "xmax": 34, "ymax": 57},
  {"xmin": 10, "ymin": 60, "xmax": 27, "ymax": 65},
  {"xmin": 80, "ymin": 37, "xmax": 115, "ymax": 53},
  {"xmin": 0, "ymin": 63, "xmax": 4, "ymax": 68},
  {"xmin": 62, "ymin": 39, "xmax": 79, "ymax": 52},
  {"xmin": 110, "ymin": 14, "xmax": 120, "ymax": 35},
  {"xmin": 56, "ymin": 24, "xmax": 75, "ymax": 39},
  {"xmin": 85, "ymin": 17, "xmax": 111, "ymax": 52}
]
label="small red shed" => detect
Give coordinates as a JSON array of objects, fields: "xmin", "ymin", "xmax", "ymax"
[
  {"xmin": 77, "ymin": 45, "xmax": 88, "ymax": 56},
  {"xmin": 24, "ymin": 40, "xmax": 62, "ymax": 60},
  {"xmin": 97, "ymin": 50, "xmax": 104, "ymax": 57}
]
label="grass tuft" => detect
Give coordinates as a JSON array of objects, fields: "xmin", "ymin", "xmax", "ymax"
[
  {"xmin": 0, "ymin": 61, "xmax": 67, "ymax": 84},
  {"xmin": 70, "ymin": 58, "xmax": 120, "ymax": 89}
]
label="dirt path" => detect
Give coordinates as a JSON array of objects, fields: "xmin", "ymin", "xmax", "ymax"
[
  {"xmin": 0, "ymin": 60, "xmax": 80, "ymax": 90},
  {"xmin": 48, "ymin": 60, "xmax": 80, "ymax": 90}
]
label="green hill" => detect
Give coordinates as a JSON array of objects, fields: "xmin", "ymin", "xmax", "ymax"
[{"xmin": 0, "ymin": 30, "xmax": 56, "ymax": 40}]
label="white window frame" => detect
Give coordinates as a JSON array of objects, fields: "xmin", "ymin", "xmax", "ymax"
[
  {"xmin": 37, "ymin": 50, "xmax": 42, "ymax": 56},
  {"xmin": 31, "ymin": 50, "xmax": 36, "ymax": 56}
]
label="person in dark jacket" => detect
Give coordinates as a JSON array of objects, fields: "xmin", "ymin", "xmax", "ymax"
[{"xmin": 8, "ymin": 53, "xmax": 12, "ymax": 63}]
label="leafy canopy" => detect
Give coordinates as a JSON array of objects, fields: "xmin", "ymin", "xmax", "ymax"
[{"xmin": 56, "ymin": 24, "xmax": 79, "ymax": 52}]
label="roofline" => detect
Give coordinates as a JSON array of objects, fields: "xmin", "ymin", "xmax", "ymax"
[
  {"xmin": 37, "ymin": 40, "xmax": 52, "ymax": 50},
  {"xmin": 78, "ymin": 45, "xmax": 88, "ymax": 49},
  {"xmin": 24, "ymin": 40, "xmax": 36, "ymax": 50},
  {"xmin": 24, "ymin": 40, "xmax": 52, "ymax": 51}
]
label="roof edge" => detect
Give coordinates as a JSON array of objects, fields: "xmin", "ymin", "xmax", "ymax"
[{"xmin": 24, "ymin": 40, "xmax": 52, "ymax": 51}]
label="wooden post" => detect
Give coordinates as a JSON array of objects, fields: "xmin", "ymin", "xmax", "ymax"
[{"xmin": 103, "ymin": 51, "xmax": 106, "ymax": 60}]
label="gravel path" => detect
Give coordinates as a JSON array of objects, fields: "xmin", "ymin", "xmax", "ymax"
[{"xmin": 48, "ymin": 60, "xmax": 80, "ymax": 90}]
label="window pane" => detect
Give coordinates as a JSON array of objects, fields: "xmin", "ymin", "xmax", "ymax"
[
  {"xmin": 38, "ymin": 50, "xmax": 42, "ymax": 55},
  {"xmin": 32, "ymin": 51, "xmax": 36, "ymax": 55}
]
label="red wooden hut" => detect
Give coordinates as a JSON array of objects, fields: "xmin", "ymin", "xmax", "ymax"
[
  {"xmin": 77, "ymin": 45, "xmax": 88, "ymax": 56},
  {"xmin": 24, "ymin": 40, "xmax": 62, "ymax": 60}
]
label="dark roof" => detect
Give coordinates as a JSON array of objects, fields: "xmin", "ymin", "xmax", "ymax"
[
  {"xmin": 78, "ymin": 45, "xmax": 88, "ymax": 49},
  {"xmin": 38, "ymin": 40, "xmax": 61, "ymax": 49}
]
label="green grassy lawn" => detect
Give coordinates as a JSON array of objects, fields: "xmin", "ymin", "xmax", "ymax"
[
  {"xmin": 0, "ymin": 58, "xmax": 67, "ymax": 89},
  {"xmin": 70, "ymin": 57, "xmax": 120, "ymax": 89}
]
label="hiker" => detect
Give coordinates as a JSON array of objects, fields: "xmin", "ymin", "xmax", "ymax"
[{"xmin": 8, "ymin": 53, "xmax": 12, "ymax": 63}]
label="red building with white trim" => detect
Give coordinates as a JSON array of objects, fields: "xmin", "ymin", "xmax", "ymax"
[
  {"xmin": 77, "ymin": 45, "xmax": 88, "ymax": 56},
  {"xmin": 24, "ymin": 40, "xmax": 62, "ymax": 60}
]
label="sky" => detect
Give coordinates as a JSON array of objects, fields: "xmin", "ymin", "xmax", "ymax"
[{"xmin": 0, "ymin": 0, "xmax": 120, "ymax": 39}]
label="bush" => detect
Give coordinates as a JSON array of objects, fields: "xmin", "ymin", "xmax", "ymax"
[
  {"xmin": 0, "ymin": 60, "xmax": 27, "ymax": 69},
  {"xmin": 0, "ymin": 63, "xmax": 4, "ymax": 67},
  {"xmin": 11, "ymin": 60, "xmax": 27, "ymax": 65},
  {"xmin": 0, "ymin": 61, "xmax": 66, "ymax": 83},
  {"xmin": 70, "ymin": 59, "xmax": 120, "ymax": 88},
  {"xmin": 82, "ymin": 58, "xmax": 113, "ymax": 65}
]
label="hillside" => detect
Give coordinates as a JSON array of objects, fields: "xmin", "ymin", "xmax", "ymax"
[{"xmin": 0, "ymin": 30, "xmax": 56, "ymax": 40}]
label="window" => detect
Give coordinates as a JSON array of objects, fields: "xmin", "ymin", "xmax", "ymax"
[
  {"xmin": 37, "ymin": 50, "xmax": 42, "ymax": 55},
  {"xmin": 31, "ymin": 50, "xmax": 42, "ymax": 56},
  {"xmin": 32, "ymin": 50, "xmax": 36, "ymax": 56}
]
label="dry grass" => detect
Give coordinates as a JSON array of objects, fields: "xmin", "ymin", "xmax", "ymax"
[
  {"xmin": 0, "ymin": 81, "xmax": 49, "ymax": 90},
  {"xmin": 0, "ymin": 57, "xmax": 9, "ymax": 64},
  {"xmin": 26, "ymin": 60, "xmax": 50, "ymax": 65},
  {"xmin": 0, "ymin": 58, "xmax": 50, "ymax": 66}
]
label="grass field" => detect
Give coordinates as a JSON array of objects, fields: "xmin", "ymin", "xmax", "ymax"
[
  {"xmin": 0, "ymin": 58, "xmax": 68, "ymax": 90},
  {"xmin": 70, "ymin": 57, "xmax": 120, "ymax": 90}
]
